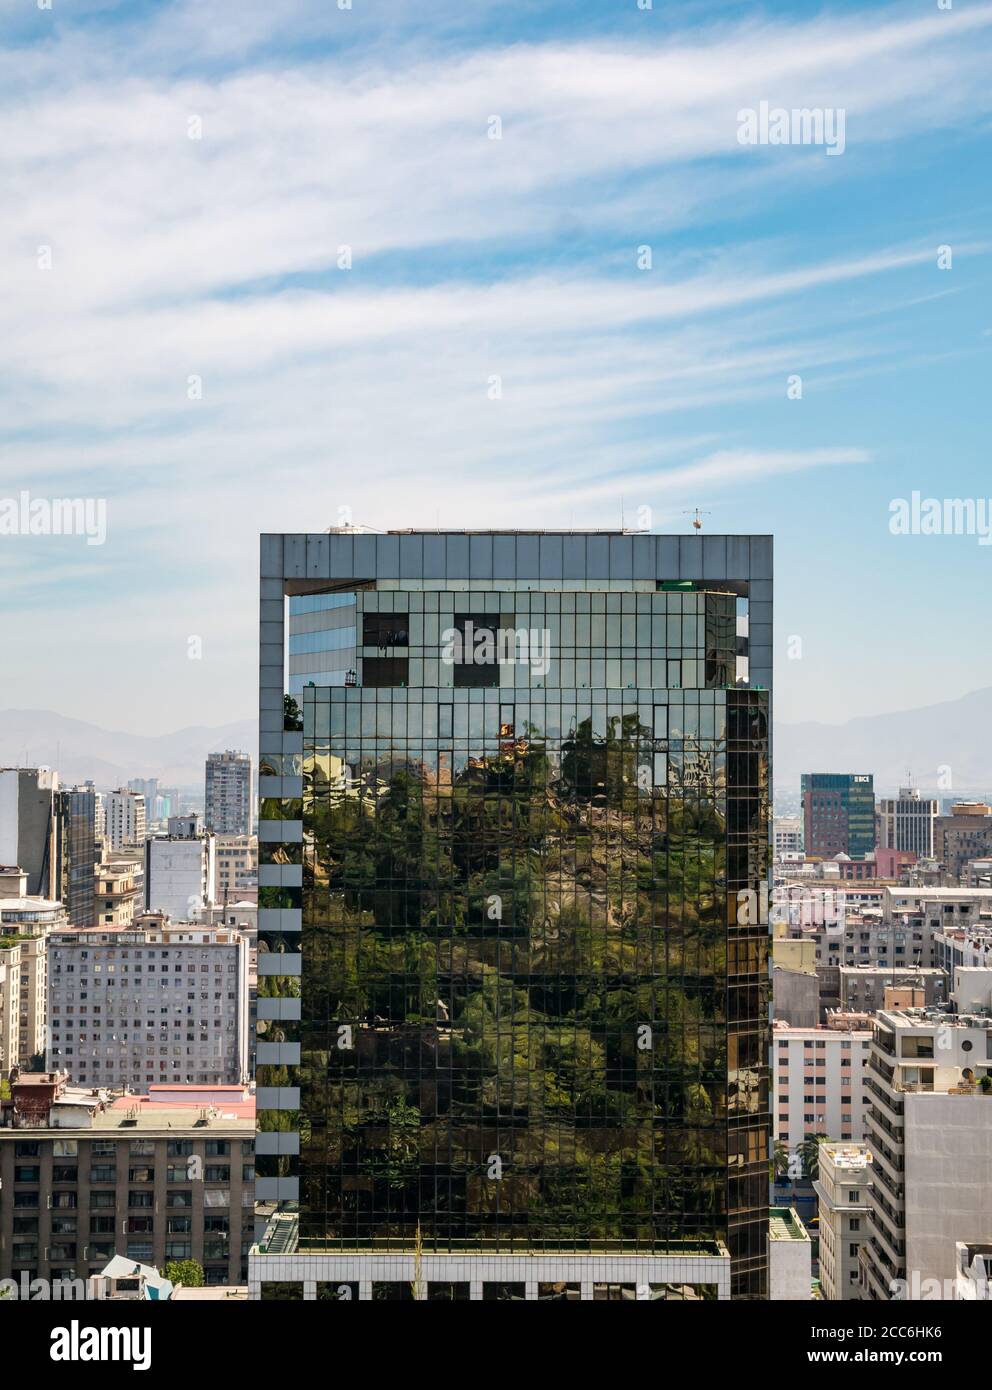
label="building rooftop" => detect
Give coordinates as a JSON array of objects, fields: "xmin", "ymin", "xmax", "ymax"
[
  {"xmin": 107, "ymin": 1085, "xmax": 255, "ymax": 1121},
  {"xmin": 889, "ymin": 887, "xmax": 992, "ymax": 899},
  {"xmin": 0, "ymin": 896, "xmax": 64, "ymax": 912},
  {"xmin": 821, "ymin": 1142, "xmax": 872, "ymax": 1171},
  {"xmin": 1, "ymin": 1079, "xmax": 255, "ymax": 1131},
  {"xmin": 770, "ymin": 1207, "xmax": 811, "ymax": 1242},
  {"xmin": 772, "ymin": 1021, "xmax": 871, "ymax": 1037},
  {"xmin": 310, "ymin": 527, "xmax": 773, "ymax": 538}
]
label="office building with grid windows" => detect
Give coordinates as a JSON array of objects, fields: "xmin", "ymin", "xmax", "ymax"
[{"xmin": 251, "ymin": 530, "xmax": 772, "ymax": 1300}]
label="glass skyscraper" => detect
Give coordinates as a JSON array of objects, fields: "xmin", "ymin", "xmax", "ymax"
[
  {"xmin": 801, "ymin": 773, "xmax": 875, "ymax": 861},
  {"xmin": 252, "ymin": 531, "xmax": 771, "ymax": 1300}
]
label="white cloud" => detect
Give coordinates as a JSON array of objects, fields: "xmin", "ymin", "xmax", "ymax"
[{"xmin": 1, "ymin": 1, "xmax": 990, "ymax": 726}]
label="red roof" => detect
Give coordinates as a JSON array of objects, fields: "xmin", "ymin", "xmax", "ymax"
[{"xmin": 109, "ymin": 1085, "xmax": 255, "ymax": 1119}]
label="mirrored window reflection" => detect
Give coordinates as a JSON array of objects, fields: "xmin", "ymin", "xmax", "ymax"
[{"xmin": 288, "ymin": 584, "xmax": 768, "ymax": 1297}]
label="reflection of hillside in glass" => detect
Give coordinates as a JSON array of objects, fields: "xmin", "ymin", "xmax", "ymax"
[{"xmin": 280, "ymin": 692, "xmax": 767, "ymax": 1254}]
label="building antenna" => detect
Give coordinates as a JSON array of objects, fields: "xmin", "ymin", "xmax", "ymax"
[{"xmin": 683, "ymin": 508, "xmax": 711, "ymax": 532}]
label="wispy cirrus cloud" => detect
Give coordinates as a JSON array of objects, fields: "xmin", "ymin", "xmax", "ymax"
[{"xmin": 1, "ymin": 0, "xmax": 991, "ymax": 728}]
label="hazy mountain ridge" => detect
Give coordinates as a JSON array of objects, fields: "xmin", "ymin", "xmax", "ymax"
[
  {"xmin": 0, "ymin": 709, "xmax": 257, "ymax": 788},
  {"xmin": 2, "ymin": 687, "xmax": 990, "ymax": 795},
  {"xmin": 773, "ymin": 686, "xmax": 992, "ymax": 795}
]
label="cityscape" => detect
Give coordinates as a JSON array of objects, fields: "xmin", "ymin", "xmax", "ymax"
[
  {"xmin": 1, "ymin": 0, "xmax": 990, "ymax": 1357},
  {"xmin": 3, "ymin": 531, "xmax": 992, "ymax": 1312}
]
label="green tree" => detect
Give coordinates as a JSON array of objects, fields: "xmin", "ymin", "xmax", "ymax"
[
  {"xmin": 797, "ymin": 1134, "xmax": 829, "ymax": 1180},
  {"xmin": 165, "ymin": 1259, "xmax": 204, "ymax": 1288},
  {"xmin": 283, "ymin": 694, "xmax": 302, "ymax": 731}
]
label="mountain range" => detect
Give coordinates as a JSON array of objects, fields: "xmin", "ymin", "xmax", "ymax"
[
  {"xmin": 0, "ymin": 709, "xmax": 256, "ymax": 789},
  {"xmin": 1, "ymin": 686, "xmax": 990, "ymax": 796},
  {"xmin": 773, "ymin": 685, "xmax": 992, "ymax": 796}
]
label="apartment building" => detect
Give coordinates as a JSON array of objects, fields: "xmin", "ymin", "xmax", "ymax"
[
  {"xmin": 934, "ymin": 803, "xmax": 992, "ymax": 879},
  {"xmin": 877, "ymin": 788, "xmax": 937, "ymax": 860},
  {"xmin": 145, "ymin": 832, "xmax": 216, "ymax": 921},
  {"xmin": 933, "ymin": 924, "xmax": 992, "ymax": 974},
  {"xmin": 0, "ymin": 938, "xmax": 20, "ymax": 1072},
  {"xmin": 0, "ymin": 878, "xmax": 67, "ymax": 1068},
  {"xmin": 46, "ymin": 915, "xmax": 249, "ymax": 1092},
  {"xmin": 94, "ymin": 858, "xmax": 140, "ymax": 928},
  {"xmin": 861, "ymin": 1000, "xmax": 992, "ymax": 1300},
  {"xmin": 103, "ymin": 790, "xmax": 147, "ymax": 852},
  {"xmin": 815, "ymin": 1142, "xmax": 872, "ymax": 1301},
  {"xmin": 774, "ymin": 816, "xmax": 803, "ymax": 858},
  {"xmin": 205, "ymin": 751, "xmax": 253, "ymax": 836},
  {"xmin": 214, "ymin": 835, "xmax": 257, "ymax": 904},
  {"xmin": 0, "ymin": 1073, "xmax": 254, "ymax": 1288},
  {"xmin": 773, "ymin": 1019, "xmax": 872, "ymax": 1153},
  {"xmin": 838, "ymin": 966, "xmax": 948, "ymax": 1014}
]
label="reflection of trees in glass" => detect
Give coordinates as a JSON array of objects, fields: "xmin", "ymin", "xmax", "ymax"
[{"xmin": 300, "ymin": 691, "xmax": 767, "ymax": 1252}]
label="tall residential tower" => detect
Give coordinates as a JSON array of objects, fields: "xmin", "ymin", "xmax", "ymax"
[{"xmin": 206, "ymin": 750, "xmax": 254, "ymax": 836}]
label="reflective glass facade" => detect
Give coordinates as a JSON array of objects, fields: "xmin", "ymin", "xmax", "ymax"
[
  {"xmin": 256, "ymin": 533, "xmax": 771, "ymax": 1298},
  {"xmin": 801, "ymin": 773, "xmax": 875, "ymax": 861}
]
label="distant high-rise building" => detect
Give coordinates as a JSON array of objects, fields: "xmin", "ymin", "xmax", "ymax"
[
  {"xmin": 801, "ymin": 773, "xmax": 875, "ymax": 860},
  {"xmin": 205, "ymin": 751, "xmax": 253, "ymax": 836},
  {"xmin": 129, "ymin": 777, "xmax": 160, "ymax": 827},
  {"xmin": 774, "ymin": 815, "xmax": 803, "ymax": 858},
  {"xmin": 251, "ymin": 528, "xmax": 772, "ymax": 1302},
  {"xmin": 933, "ymin": 803, "xmax": 992, "ymax": 879},
  {"xmin": 0, "ymin": 767, "xmax": 61, "ymax": 898},
  {"xmin": 104, "ymin": 788, "xmax": 146, "ymax": 850},
  {"xmin": 878, "ymin": 787, "xmax": 937, "ymax": 859},
  {"xmin": 57, "ymin": 785, "xmax": 100, "ymax": 927}
]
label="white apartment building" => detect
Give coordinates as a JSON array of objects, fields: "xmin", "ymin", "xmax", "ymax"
[
  {"xmin": 774, "ymin": 816, "xmax": 803, "ymax": 859},
  {"xmin": 934, "ymin": 924, "xmax": 992, "ymax": 973},
  {"xmin": 773, "ymin": 1020, "xmax": 872, "ymax": 1155},
  {"xmin": 145, "ymin": 834, "xmax": 216, "ymax": 921},
  {"xmin": 215, "ymin": 834, "xmax": 257, "ymax": 903},
  {"xmin": 768, "ymin": 1207, "xmax": 813, "ymax": 1300},
  {"xmin": 778, "ymin": 885, "xmax": 992, "ymax": 981},
  {"xmin": 104, "ymin": 789, "xmax": 146, "ymax": 850},
  {"xmin": 0, "ymin": 883, "xmax": 68, "ymax": 1066},
  {"xmin": 0, "ymin": 940, "xmax": 20, "ymax": 1071},
  {"xmin": 815, "ymin": 1142, "xmax": 872, "ymax": 1300},
  {"xmin": 95, "ymin": 857, "xmax": 140, "ymax": 929},
  {"xmin": 46, "ymin": 914, "xmax": 250, "ymax": 1092},
  {"xmin": 877, "ymin": 788, "xmax": 937, "ymax": 859},
  {"xmin": 861, "ymin": 993, "xmax": 992, "ymax": 1301},
  {"xmin": 205, "ymin": 750, "xmax": 253, "ymax": 836}
]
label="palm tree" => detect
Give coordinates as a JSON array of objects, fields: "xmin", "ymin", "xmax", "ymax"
[
  {"xmin": 797, "ymin": 1133, "xmax": 830, "ymax": 1180},
  {"xmin": 770, "ymin": 1139, "xmax": 790, "ymax": 1181}
]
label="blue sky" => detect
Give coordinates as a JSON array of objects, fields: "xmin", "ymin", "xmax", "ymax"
[{"xmin": 1, "ymin": 0, "xmax": 991, "ymax": 732}]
